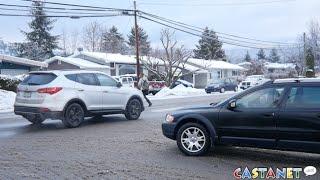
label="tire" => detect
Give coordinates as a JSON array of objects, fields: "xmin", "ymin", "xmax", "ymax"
[
  {"xmin": 176, "ymin": 123, "xmax": 211, "ymax": 156},
  {"xmin": 124, "ymin": 98, "xmax": 142, "ymax": 120},
  {"xmin": 63, "ymin": 103, "xmax": 84, "ymax": 128},
  {"xmin": 24, "ymin": 114, "xmax": 45, "ymax": 125},
  {"xmin": 220, "ymin": 88, "xmax": 225, "ymax": 93},
  {"xmin": 234, "ymin": 86, "xmax": 238, "ymax": 92}
]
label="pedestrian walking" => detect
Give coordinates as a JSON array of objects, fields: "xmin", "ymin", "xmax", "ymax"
[{"xmin": 138, "ymin": 72, "xmax": 152, "ymax": 107}]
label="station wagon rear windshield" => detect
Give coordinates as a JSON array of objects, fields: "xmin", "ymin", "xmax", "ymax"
[{"xmin": 21, "ymin": 73, "xmax": 57, "ymax": 86}]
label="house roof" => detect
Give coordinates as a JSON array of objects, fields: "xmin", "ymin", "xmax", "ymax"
[
  {"xmin": 45, "ymin": 56, "xmax": 110, "ymax": 69},
  {"xmin": 264, "ymin": 62, "xmax": 296, "ymax": 69},
  {"xmin": 0, "ymin": 54, "xmax": 47, "ymax": 68},
  {"xmin": 187, "ymin": 58, "xmax": 246, "ymax": 71}
]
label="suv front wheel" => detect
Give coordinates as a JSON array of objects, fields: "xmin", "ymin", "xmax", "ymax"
[
  {"xmin": 125, "ymin": 98, "xmax": 142, "ymax": 120},
  {"xmin": 63, "ymin": 103, "xmax": 85, "ymax": 128},
  {"xmin": 177, "ymin": 123, "xmax": 211, "ymax": 156}
]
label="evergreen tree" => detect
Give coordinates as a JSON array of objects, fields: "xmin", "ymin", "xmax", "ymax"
[
  {"xmin": 127, "ymin": 26, "xmax": 151, "ymax": 55},
  {"xmin": 193, "ymin": 27, "xmax": 225, "ymax": 60},
  {"xmin": 22, "ymin": 1, "xmax": 58, "ymax": 61},
  {"xmin": 268, "ymin": 48, "xmax": 280, "ymax": 63},
  {"xmin": 305, "ymin": 47, "xmax": 315, "ymax": 77},
  {"xmin": 101, "ymin": 26, "xmax": 127, "ymax": 54},
  {"xmin": 244, "ymin": 51, "xmax": 251, "ymax": 62},
  {"xmin": 257, "ymin": 48, "xmax": 266, "ymax": 60}
]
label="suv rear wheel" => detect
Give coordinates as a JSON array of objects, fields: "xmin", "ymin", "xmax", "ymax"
[
  {"xmin": 24, "ymin": 114, "xmax": 45, "ymax": 125},
  {"xmin": 125, "ymin": 98, "xmax": 142, "ymax": 120},
  {"xmin": 63, "ymin": 103, "xmax": 84, "ymax": 128},
  {"xmin": 177, "ymin": 123, "xmax": 211, "ymax": 156}
]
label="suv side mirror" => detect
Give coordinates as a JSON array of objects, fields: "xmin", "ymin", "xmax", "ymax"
[
  {"xmin": 116, "ymin": 82, "xmax": 122, "ymax": 88},
  {"xmin": 228, "ymin": 99, "xmax": 237, "ymax": 109}
]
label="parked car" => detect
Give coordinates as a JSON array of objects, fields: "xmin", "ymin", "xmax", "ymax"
[
  {"xmin": 113, "ymin": 76, "xmax": 134, "ymax": 88},
  {"xmin": 239, "ymin": 75, "xmax": 269, "ymax": 90},
  {"xmin": 149, "ymin": 80, "xmax": 166, "ymax": 95},
  {"xmin": 14, "ymin": 70, "xmax": 146, "ymax": 128},
  {"xmin": 162, "ymin": 78, "xmax": 320, "ymax": 156},
  {"xmin": 205, "ymin": 78, "xmax": 238, "ymax": 93},
  {"xmin": 170, "ymin": 79, "xmax": 193, "ymax": 89}
]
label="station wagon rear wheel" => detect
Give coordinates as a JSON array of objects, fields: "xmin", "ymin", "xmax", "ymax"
[{"xmin": 177, "ymin": 123, "xmax": 211, "ymax": 156}]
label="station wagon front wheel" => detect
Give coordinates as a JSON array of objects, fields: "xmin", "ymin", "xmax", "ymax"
[{"xmin": 177, "ymin": 123, "xmax": 211, "ymax": 156}]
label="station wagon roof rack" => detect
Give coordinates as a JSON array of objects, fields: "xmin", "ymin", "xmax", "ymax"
[{"xmin": 273, "ymin": 78, "xmax": 320, "ymax": 83}]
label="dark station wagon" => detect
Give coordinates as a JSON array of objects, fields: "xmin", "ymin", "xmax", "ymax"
[{"xmin": 162, "ymin": 78, "xmax": 320, "ymax": 156}]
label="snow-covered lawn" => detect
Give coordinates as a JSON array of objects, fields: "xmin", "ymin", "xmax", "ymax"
[{"xmin": 0, "ymin": 89, "xmax": 16, "ymax": 113}]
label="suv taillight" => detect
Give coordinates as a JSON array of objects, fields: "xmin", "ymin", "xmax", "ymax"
[{"xmin": 37, "ymin": 87, "xmax": 62, "ymax": 95}]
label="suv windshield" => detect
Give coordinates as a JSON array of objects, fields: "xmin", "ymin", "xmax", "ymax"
[{"xmin": 21, "ymin": 73, "xmax": 57, "ymax": 86}]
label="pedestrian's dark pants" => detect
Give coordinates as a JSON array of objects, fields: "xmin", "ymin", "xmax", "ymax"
[{"xmin": 142, "ymin": 90, "xmax": 152, "ymax": 106}]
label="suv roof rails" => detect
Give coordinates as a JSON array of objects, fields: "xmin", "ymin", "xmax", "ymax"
[{"xmin": 273, "ymin": 78, "xmax": 320, "ymax": 83}]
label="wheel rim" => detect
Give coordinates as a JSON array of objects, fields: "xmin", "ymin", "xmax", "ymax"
[
  {"xmin": 221, "ymin": 88, "xmax": 225, "ymax": 92},
  {"xmin": 129, "ymin": 101, "xmax": 141, "ymax": 118},
  {"xmin": 181, "ymin": 127, "xmax": 206, "ymax": 153},
  {"xmin": 68, "ymin": 106, "xmax": 83, "ymax": 126}
]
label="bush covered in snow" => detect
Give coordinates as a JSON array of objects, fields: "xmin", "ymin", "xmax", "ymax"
[
  {"xmin": 0, "ymin": 75, "xmax": 21, "ymax": 92},
  {"xmin": 155, "ymin": 84, "xmax": 206, "ymax": 97},
  {"xmin": 0, "ymin": 89, "xmax": 16, "ymax": 112}
]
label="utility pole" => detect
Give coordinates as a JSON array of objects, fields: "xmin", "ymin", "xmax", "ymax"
[
  {"xmin": 134, "ymin": 0, "xmax": 141, "ymax": 82},
  {"xmin": 303, "ymin": 32, "xmax": 306, "ymax": 65}
]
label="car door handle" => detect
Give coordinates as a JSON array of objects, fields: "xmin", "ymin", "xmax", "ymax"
[
  {"xmin": 263, "ymin": 113, "xmax": 275, "ymax": 117},
  {"xmin": 103, "ymin": 91, "xmax": 108, "ymax": 93}
]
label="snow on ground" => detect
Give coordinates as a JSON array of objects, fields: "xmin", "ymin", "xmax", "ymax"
[
  {"xmin": 148, "ymin": 84, "xmax": 236, "ymax": 100},
  {"xmin": 0, "ymin": 89, "xmax": 16, "ymax": 113}
]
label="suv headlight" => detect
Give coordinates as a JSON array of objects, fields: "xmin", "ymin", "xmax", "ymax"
[{"xmin": 166, "ymin": 114, "xmax": 175, "ymax": 123}]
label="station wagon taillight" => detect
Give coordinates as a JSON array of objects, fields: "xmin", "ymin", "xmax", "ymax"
[{"xmin": 37, "ymin": 87, "xmax": 62, "ymax": 95}]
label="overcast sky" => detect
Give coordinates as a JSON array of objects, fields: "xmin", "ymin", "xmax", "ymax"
[{"xmin": 0, "ymin": 0, "xmax": 319, "ymax": 52}]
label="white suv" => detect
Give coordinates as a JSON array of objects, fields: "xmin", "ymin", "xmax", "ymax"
[{"xmin": 14, "ymin": 70, "xmax": 146, "ymax": 128}]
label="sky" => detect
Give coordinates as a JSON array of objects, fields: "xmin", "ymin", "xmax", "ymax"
[{"xmin": 0, "ymin": 0, "xmax": 319, "ymax": 58}]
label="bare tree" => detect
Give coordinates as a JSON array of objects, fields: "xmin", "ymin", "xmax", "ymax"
[
  {"xmin": 306, "ymin": 20, "xmax": 320, "ymax": 68},
  {"xmin": 70, "ymin": 29, "xmax": 79, "ymax": 53},
  {"xmin": 60, "ymin": 28, "xmax": 67, "ymax": 56},
  {"xmin": 83, "ymin": 21, "xmax": 102, "ymax": 52},
  {"xmin": 142, "ymin": 29, "xmax": 192, "ymax": 86}
]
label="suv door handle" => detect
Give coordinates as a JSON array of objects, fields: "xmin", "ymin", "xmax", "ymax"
[
  {"xmin": 78, "ymin": 89, "xmax": 84, "ymax": 92},
  {"xmin": 103, "ymin": 91, "xmax": 108, "ymax": 93}
]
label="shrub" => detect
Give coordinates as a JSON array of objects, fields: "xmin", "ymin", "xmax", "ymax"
[{"xmin": 0, "ymin": 75, "xmax": 21, "ymax": 92}]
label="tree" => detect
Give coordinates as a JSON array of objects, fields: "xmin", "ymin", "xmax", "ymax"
[
  {"xmin": 127, "ymin": 26, "xmax": 151, "ymax": 55},
  {"xmin": 268, "ymin": 48, "xmax": 280, "ymax": 63},
  {"xmin": 83, "ymin": 21, "xmax": 102, "ymax": 52},
  {"xmin": 22, "ymin": 1, "xmax": 58, "ymax": 60},
  {"xmin": 305, "ymin": 47, "xmax": 315, "ymax": 77},
  {"xmin": 193, "ymin": 27, "xmax": 225, "ymax": 60},
  {"xmin": 142, "ymin": 29, "xmax": 192, "ymax": 86},
  {"xmin": 244, "ymin": 51, "xmax": 251, "ymax": 62},
  {"xmin": 101, "ymin": 26, "xmax": 127, "ymax": 54},
  {"xmin": 257, "ymin": 48, "xmax": 266, "ymax": 60}
]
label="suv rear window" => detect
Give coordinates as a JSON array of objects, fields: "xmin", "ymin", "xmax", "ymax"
[{"xmin": 21, "ymin": 73, "xmax": 57, "ymax": 86}]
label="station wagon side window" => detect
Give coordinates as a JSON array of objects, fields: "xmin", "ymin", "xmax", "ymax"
[
  {"xmin": 96, "ymin": 73, "xmax": 117, "ymax": 87},
  {"xmin": 286, "ymin": 86, "xmax": 320, "ymax": 108},
  {"xmin": 237, "ymin": 87, "xmax": 285, "ymax": 108}
]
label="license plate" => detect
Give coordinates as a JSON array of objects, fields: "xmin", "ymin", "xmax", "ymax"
[{"xmin": 23, "ymin": 92, "xmax": 31, "ymax": 98}]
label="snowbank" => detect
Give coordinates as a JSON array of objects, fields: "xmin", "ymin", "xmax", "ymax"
[
  {"xmin": 0, "ymin": 89, "xmax": 16, "ymax": 113},
  {"xmin": 155, "ymin": 84, "xmax": 206, "ymax": 97}
]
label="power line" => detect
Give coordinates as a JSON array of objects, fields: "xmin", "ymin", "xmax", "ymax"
[
  {"xmin": 22, "ymin": 0, "xmax": 134, "ymax": 12},
  {"xmin": 140, "ymin": 11, "xmax": 299, "ymax": 46},
  {"xmin": 139, "ymin": 15, "xmax": 281, "ymax": 49},
  {"xmin": 0, "ymin": 13, "xmax": 124, "ymax": 18},
  {"xmin": 139, "ymin": 0, "xmax": 296, "ymax": 7}
]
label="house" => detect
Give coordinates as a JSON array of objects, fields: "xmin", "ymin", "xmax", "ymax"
[
  {"xmin": 0, "ymin": 54, "xmax": 47, "ymax": 76},
  {"xmin": 45, "ymin": 56, "xmax": 111, "ymax": 74},
  {"xmin": 264, "ymin": 62, "xmax": 296, "ymax": 79},
  {"xmin": 182, "ymin": 58, "xmax": 246, "ymax": 88}
]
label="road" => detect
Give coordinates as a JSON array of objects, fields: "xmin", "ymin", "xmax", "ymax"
[{"xmin": 0, "ymin": 93, "xmax": 319, "ymax": 179}]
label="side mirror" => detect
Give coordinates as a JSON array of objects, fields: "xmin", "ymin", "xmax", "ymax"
[
  {"xmin": 228, "ymin": 99, "xmax": 237, "ymax": 109},
  {"xmin": 116, "ymin": 82, "xmax": 122, "ymax": 88}
]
